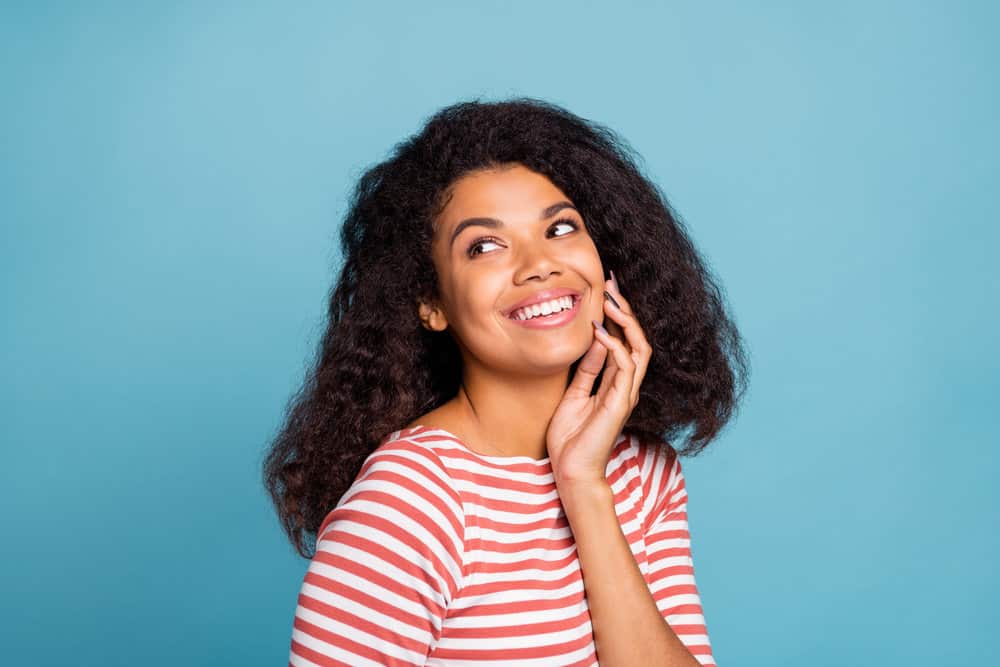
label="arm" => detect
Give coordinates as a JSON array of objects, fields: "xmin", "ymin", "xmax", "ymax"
[
  {"xmin": 288, "ymin": 440, "xmax": 464, "ymax": 667},
  {"xmin": 549, "ymin": 277, "xmax": 715, "ymax": 664},
  {"xmin": 641, "ymin": 450, "xmax": 716, "ymax": 665},
  {"xmin": 559, "ymin": 478, "xmax": 704, "ymax": 667}
]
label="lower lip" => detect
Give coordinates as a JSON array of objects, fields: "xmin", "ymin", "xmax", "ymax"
[{"xmin": 506, "ymin": 297, "xmax": 581, "ymax": 329}]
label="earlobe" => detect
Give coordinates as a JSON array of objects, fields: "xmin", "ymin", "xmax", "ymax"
[{"xmin": 417, "ymin": 300, "xmax": 449, "ymax": 332}]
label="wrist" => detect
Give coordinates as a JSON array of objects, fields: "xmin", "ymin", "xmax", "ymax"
[{"xmin": 555, "ymin": 478, "xmax": 614, "ymax": 512}]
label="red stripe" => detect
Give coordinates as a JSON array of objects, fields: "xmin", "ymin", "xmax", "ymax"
[{"xmin": 291, "ymin": 619, "xmax": 422, "ymax": 666}]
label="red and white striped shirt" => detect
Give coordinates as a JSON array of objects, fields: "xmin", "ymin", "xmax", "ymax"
[{"xmin": 289, "ymin": 424, "xmax": 716, "ymax": 666}]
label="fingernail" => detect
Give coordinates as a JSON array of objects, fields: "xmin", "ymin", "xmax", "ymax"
[
  {"xmin": 610, "ymin": 269, "xmax": 621, "ymax": 293},
  {"xmin": 603, "ymin": 290, "xmax": 620, "ymax": 309},
  {"xmin": 592, "ymin": 319, "xmax": 607, "ymax": 334}
]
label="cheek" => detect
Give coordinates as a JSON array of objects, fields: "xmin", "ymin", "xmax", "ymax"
[
  {"xmin": 454, "ymin": 278, "xmax": 504, "ymax": 324},
  {"xmin": 571, "ymin": 250, "xmax": 606, "ymax": 288}
]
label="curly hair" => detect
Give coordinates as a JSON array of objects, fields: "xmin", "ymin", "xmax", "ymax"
[{"xmin": 263, "ymin": 97, "xmax": 750, "ymax": 558}]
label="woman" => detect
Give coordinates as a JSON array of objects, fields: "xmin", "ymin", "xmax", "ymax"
[{"xmin": 264, "ymin": 98, "xmax": 749, "ymax": 666}]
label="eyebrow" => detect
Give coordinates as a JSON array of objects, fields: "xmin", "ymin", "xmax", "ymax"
[{"xmin": 449, "ymin": 201, "xmax": 579, "ymax": 249}]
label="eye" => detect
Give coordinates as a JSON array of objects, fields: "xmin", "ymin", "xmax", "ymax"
[
  {"xmin": 549, "ymin": 218, "xmax": 579, "ymax": 237},
  {"xmin": 465, "ymin": 219, "xmax": 581, "ymax": 258},
  {"xmin": 467, "ymin": 236, "xmax": 503, "ymax": 258}
]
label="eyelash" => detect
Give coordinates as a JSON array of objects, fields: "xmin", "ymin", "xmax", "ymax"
[{"xmin": 466, "ymin": 219, "xmax": 580, "ymax": 258}]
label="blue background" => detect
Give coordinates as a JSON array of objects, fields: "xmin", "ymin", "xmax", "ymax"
[{"xmin": 3, "ymin": 2, "xmax": 996, "ymax": 665}]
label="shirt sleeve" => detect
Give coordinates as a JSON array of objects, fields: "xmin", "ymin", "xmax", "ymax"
[
  {"xmin": 638, "ymin": 439, "xmax": 717, "ymax": 666},
  {"xmin": 288, "ymin": 439, "xmax": 466, "ymax": 667}
]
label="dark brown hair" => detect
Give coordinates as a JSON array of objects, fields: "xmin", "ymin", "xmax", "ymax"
[{"xmin": 263, "ymin": 97, "xmax": 750, "ymax": 557}]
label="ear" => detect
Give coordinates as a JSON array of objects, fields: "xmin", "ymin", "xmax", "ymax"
[{"xmin": 417, "ymin": 299, "xmax": 449, "ymax": 332}]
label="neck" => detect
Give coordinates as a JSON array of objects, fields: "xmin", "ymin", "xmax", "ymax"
[{"xmin": 454, "ymin": 364, "xmax": 572, "ymax": 460}]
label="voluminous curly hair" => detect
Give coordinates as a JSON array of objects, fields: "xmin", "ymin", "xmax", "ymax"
[{"xmin": 263, "ymin": 97, "xmax": 750, "ymax": 558}]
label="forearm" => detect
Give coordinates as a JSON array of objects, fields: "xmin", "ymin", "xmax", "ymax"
[{"xmin": 558, "ymin": 480, "xmax": 701, "ymax": 667}]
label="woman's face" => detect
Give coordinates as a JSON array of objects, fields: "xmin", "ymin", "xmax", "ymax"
[{"xmin": 420, "ymin": 163, "xmax": 606, "ymax": 377}]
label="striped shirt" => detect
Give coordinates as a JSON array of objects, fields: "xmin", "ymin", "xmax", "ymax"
[{"xmin": 289, "ymin": 425, "xmax": 716, "ymax": 666}]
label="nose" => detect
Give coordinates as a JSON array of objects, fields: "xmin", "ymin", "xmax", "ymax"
[{"xmin": 512, "ymin": 243, "xmax": 562, "ymax": 283}]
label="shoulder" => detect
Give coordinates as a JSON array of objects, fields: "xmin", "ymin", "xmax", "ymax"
[
  {"xmin": 359, "ymin": 434, "xmax": 458, "ymax": 491},
  {"xmin": 316, "ymin": 434, "xmax": 463, "ymax": 539},
  {"xmin": 602, "ymin": 431, "xmax": 678, "ymax": 484},
  {"xmin": 312, "ymin": 433, "xmax": 469, "ymax": 602},
  {"xmin": 627, "ymin": 432, "xmax": 680, "ymax": 482},
  {"xmin": 623, "ymin": 433, "xmax": 684, "ymax": 528}
]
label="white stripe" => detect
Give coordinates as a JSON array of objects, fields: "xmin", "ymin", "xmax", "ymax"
[
  {"xmin": 317, "ymin": 520, "xmax": 451, "ymax": 607},
  {"xmin": 308, "ymin": 547, "xmax": 445, "ymax": 622},
  {"xmin": 647, "ymin": 537, "xmax": 690, "ymax": 552},
  {"xmin": 370, "ymin": 444, "xmax": 458, "ymax": 494},
  {"xmin": 448, "ymin": 576, "xmax": 586, "ymax": 606},
  {"xmin": 339, "ymin": 457, "xmax": 463, "ymax": 528},
  {"xmin": 426, "ymin": 644, "xmax": 597, "ymax": 667},
  {"xmin": 298, "ymin": 585, "xmax": 434, "ymax": 644},
  {"xmin": 645, "ymin": 446, "xmax": 671, "ymax": 517},
  {"xmin": 455, "ymin": 558, "xmax": 582, "ymax": 584},
  {"xmin": 654, "ymin": 572, "xmax": 699, "ymax": 588},
  {"xmin": 443, "ymin": 601, "xmax": 590, "ymax": 629},
  {"xmin": 451, "ymin": 475, "xmax": 561, "ymax": 503},
  {"xmin": 439, "ymin": 621, "xmax": 595, "ymax": 650},
  {"xmin": 287, "ymin": 648, "xmax": 325, "ymax": 667},
  {"xmin": 669, "ymin": 613, "xmax": 710, "ymax": 625},
  {"xmin": 648, "ymin": 513, "xmax": 689, "ymax": 529},
  {"xmin": 672, "ymin": 632, "xmax": 711, "ymax": 645},
  {"xmin": 326, "ymin": 495, "xmax": 463, "ymax": 588},
  {"xmin": 474, "ymin": 523, "xmax": 572, "ymax": 543},
  {"xmin": 291, "ymin": 623, "xmax": 403, "ymax": 667},
  {"xmin": 456, "ymin": 502, "xmax": 563, "ymax": 523},
  {"xmin": 647, "ymin": 553, "xmax": 694, "ymax": 568},
  {"xmin": 651, "ymin": 590, "xmax": 704, "ymax": 607},
  {"xmin": 465, "ymin": 542, "xmax": 577, "ymax": 565}
]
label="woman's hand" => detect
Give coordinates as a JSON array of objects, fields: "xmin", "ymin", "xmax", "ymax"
[{"xmin": 546, "ymin": 272, "xmax": 653, "ymax": 486}]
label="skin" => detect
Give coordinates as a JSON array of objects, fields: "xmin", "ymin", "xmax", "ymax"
[
  {"xmin": 409, "ymin": 163, "xmax": 700, "ymax": 665},
  {"xmin": 411, "ymin": 162, "xmax": 609, "ymax": 461}
]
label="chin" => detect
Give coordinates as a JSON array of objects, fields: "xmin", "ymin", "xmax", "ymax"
[{"xmin": 530, "ymin": 339, "xmax": 593, "ymax": 371}]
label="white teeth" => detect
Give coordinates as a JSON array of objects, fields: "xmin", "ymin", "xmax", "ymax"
[{"xmin": 512, "ymin": 295, "xmax": 575, "ymax": 321}]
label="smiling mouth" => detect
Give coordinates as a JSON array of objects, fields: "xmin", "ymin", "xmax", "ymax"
[{"xmin": 506, "ymin": 295, "xmax": 581, "ymax": 322}]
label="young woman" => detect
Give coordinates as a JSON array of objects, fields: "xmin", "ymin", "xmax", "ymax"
[{"xmin": 264, "ymin": 98, "xmax": 749, "ymax": 666}]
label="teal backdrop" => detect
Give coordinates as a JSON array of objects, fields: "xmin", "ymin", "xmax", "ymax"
[{"xmin": 3, "ymin": 2, "xmax": 996, "ymax": 665}]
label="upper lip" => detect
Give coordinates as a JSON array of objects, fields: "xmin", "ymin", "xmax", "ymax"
[{"xmin": 503, "ymin": 288, "xmax": 582, "ymax": 318}]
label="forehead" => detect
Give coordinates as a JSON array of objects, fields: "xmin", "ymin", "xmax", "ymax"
[{"xmin": 437, "ymin": 165, "xmax": 570, "ymax": 225}]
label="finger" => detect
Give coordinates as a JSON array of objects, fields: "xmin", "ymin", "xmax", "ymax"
[
  {"xmin": 599, "ymin": 317, "xmax": 620, "ymax": 392},
  {"xmin": 629, "ymin": 345, "xmax": 651, "ymax": 406},
  {"xmin": 602, "ymin": 286, "xmax": 630, "ymax": 347},
  {"xmin": 605, "ymin": 275, "xmax": 633, "ymax": 315},
  {"xmin": 603, "ymin": 298, "xmax": 651, "ymax": 364},
  {"xmin": 594, "ymin": 331, "xmax": 632, "ymax": 418},
  {"xmin": 606, "ymin": 273, "xmax": 651, "ymax": 405},
  {"xmin": 589, "ymin": 320, "xmax": 617, "ymax": 405},
  {"xmin": 594, "ymin": 337, "xmax": 617, "ymax": 406},
  {"xmin": 565, "ymin": 335, "xmax": 609, "ymax": 399},
  {"xmin": 592, "ymin": 322, "xmax": 636, "ymax": 417},
  {"xmin": 603, "ymin": 312, "xmax": 628, "ymax": 351},
  {"xmin": 602, "ymin": 289, "xmax": 652, "ymax": 404}
]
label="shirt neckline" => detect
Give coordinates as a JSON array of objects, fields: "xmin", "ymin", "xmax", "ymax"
[{"xmin": 404, "ymin": 424, "xmax": 553, "ymax": 466}]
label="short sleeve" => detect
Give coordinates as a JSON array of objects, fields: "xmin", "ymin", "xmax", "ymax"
[
  {"xmin": 288, "ymin": 439, "xmax": 466, "ymax": 667},
  {"xmin": 638, "ymin": 439, "xmax": 717, "ymax": 666}
]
